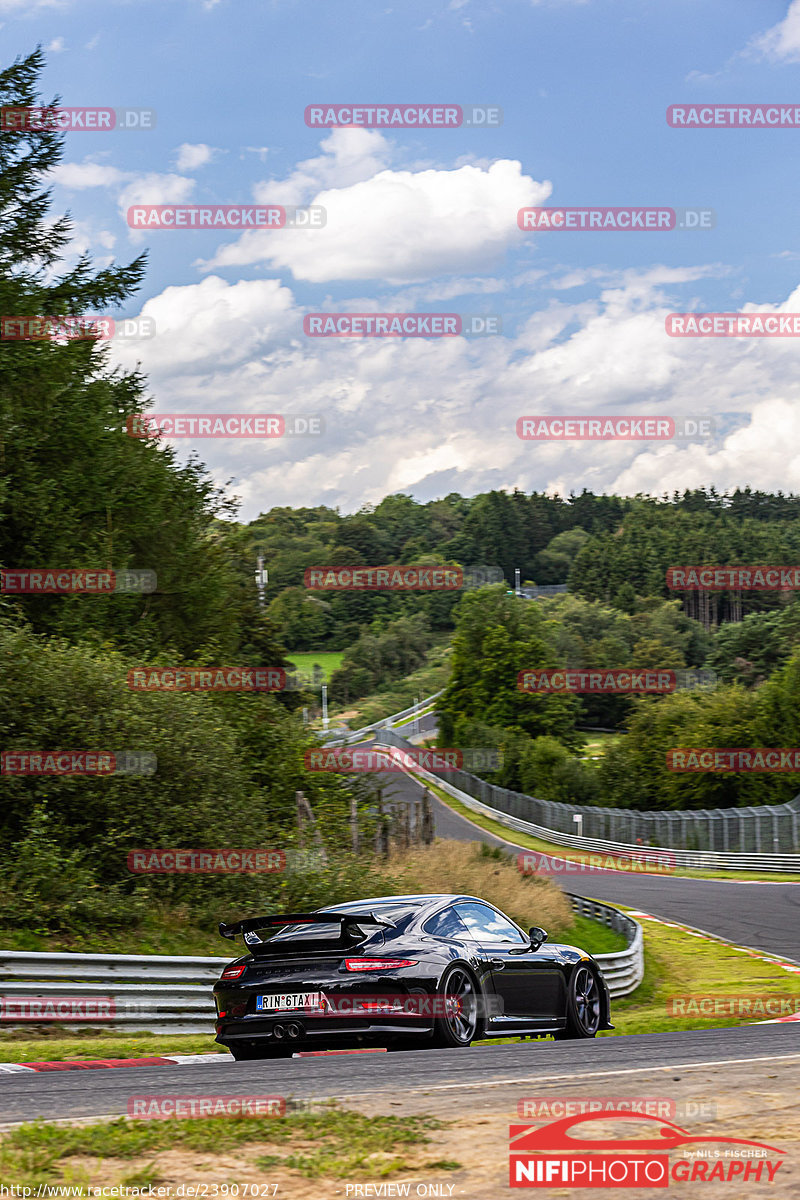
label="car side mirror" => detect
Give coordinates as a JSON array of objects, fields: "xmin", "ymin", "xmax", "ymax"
[{"xmin": 529, "ymin": 926, "xmax": 548, "ymax": 951}]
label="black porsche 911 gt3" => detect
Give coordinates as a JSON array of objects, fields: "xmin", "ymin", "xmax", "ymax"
[{"xmin": 213, "ymin": 893, "xmax": 613, "ymax": 1059}]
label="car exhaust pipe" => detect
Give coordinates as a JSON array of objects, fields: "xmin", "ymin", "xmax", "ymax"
[
  {"xmin": 273, "ymin": 1023, "xmax": 286, "ymax": 1040},
  {"xmin": 286, "ymin": 1022, "xmax": 302, "ymax": 1039}
]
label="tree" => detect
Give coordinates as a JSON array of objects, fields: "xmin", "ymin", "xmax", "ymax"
[{"xmin": 0, "ymin": 49, "xmax": 244, "ymax": 658}]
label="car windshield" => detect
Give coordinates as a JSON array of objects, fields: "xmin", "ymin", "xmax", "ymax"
[{"xmin": 268, "ymin": 902, "xmax": 418, "ymax": 942}]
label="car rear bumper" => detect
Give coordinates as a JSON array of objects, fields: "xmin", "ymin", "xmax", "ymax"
[{"xmin": 215, "ymin": 1013, "xmax": 434, "ymax": 1050}]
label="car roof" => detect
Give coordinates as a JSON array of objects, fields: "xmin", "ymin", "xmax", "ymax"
[{"xmin": 319, "ymin": 894, "xmax": 490, "ymax": 913}]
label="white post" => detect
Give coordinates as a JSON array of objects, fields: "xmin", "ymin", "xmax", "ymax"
[
  {"xmin": 254, "ymin": 556, "xmax": 268, "ymax": 608},
  {"xmin": 573, "ymin": 813, "xmax": 583, "ymax": 840},
  {"xmin": 322, "ymin": 684, "xmax": 329, "ymax": 731}
]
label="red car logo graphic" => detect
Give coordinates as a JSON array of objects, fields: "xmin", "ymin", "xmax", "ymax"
[{"xmin": 510, "ymin": 1111, "xmax": 784, "ymax": 1155}]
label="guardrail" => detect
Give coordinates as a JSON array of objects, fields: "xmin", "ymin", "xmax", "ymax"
[
  {"xmin": 318, "ymin": 690, "xmax": 444, "ymax": 746},
  {"xmin": 567, "ymin": 895, "xmax": 644, "ymax": 998},
  {"xmin": 374, "ymin": 732, "xmax": 800, "ymax": 871},
  {"xmin": 0, "ymin": 895, "xmax": 642, "ymax": 1033},
  {"xmin": 0, "ymin": 951, "xmax": 224, "ymax": 1035}
]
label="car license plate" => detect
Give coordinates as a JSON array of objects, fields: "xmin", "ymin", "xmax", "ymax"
[{"xmin": 256, "ymin": 991, "xmax": 326, "ymax": 1012}]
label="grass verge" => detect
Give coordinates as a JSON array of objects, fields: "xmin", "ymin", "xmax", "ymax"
[
  {"xmin": 0, "ymin": 1030, "xmax": 221, "ymax": 1063},
  {"xmin": 603, "ymin": 910, "xmax": 800, "ymax": 1035},
  {"xmin": 0, "ymin": 1109, "xmax": 450, "ymax": 1187},
  {"xmin": 285, "ymin": 651, "xmax": 345, "ymax": 680},
  {"xmin": 329, "ymin": 642, "xmax": 451, "ymax": 727}
]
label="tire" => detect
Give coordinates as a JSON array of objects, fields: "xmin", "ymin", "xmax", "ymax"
[
  {"xmin": 229, "ymin": 1042, "xmax": 295, "ymax": 1061},
  {"xmin": 556, "ymin": 965, "xmax": 602, "ymax": 1039},
  {"xmin": 431, "ymin": 965, "xmax": 485, "ymax": 1048}
]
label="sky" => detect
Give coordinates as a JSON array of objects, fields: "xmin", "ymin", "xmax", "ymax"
[{"xmin": 4, "ymin": 0, "xmax": 800, "ymax": 519}]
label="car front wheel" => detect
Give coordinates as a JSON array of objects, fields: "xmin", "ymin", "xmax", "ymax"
[{"xmin": 556, "ymin": 965, "xmax": 601, "ymax": 1039}]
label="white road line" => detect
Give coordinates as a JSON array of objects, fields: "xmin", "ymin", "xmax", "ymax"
[{"xmin": 332, "ymin": 1051, "xmax": 800, "ymax": 1100}]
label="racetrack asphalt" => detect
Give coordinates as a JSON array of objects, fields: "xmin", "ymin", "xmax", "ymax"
[
  {"xmin": 374, "ymin": 764, "xmax": 800, "ymax": 962},
  {"xmin": 1, "ymin": 1025, "xmax": 798, "ymax": 1124}
]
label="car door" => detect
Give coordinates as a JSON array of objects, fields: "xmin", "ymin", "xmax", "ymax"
[{"xmin": 453, "ymin": 901, "xmax": 565, "ymax": 1026}]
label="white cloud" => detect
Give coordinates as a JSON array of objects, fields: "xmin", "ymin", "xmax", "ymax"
[
  {"xmin": 112, "ymin": 275, "xmax": 298, "ymax": 376},
  {"xmin": 751, "ymin": 0, "xmax": 800, "ymax": 62},
  {"xmin": 175, "ymin": 143, "xmax": 217, "ymax": 171},
  {"xmin": 46, "ymin": 36, "xmax": 65, "ymax": 53},
  {"xmin": 0, "ymin": 0, "xmax": 63, "ymax": 11},
  {"xmin": 50, "ymin": 162, "xmax": 125, "ymax": 189},
  {"xmin": 201, "ymin": 133, "xmax": 550, "ymax": 284},
  {"xmin": 117, "ymin": 172, "xmax": 195, "ymax": 217},
  {"xmin": 606, "ymin": 399, "xmax": 800, "ymax": 497},
  {"xmin": 254, "ymin": 127, "xmax": 394, "ymax": 206},
  {"xmin": 105, "ymin": 266, "xmax": 800, "ymax": 518}
]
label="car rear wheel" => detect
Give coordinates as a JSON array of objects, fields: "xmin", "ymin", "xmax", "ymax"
[
  {"xmin": 229, "ymin": 1043, "xmax": 295, "ymax": 1061},
  {"xmin": 556, "ymin": 965, "xmax": 601, "ymax": 1039},
  {"xmin": 432, "ymin": 965, "xmax": 484, "ymax": 1048}
]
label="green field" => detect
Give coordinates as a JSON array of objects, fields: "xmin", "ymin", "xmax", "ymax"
[
  {"xmin": 286, "ymin": 651, "xmax": 345, "ymax": 680},
  {"xmin": 578, "ymin": 731, "xmax": 619, "ymax": 765}
]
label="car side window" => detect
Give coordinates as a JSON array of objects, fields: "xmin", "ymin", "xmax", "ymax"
[
  {"xmin": 453, "ymin": 902, "xmax": 527, "ymax": 944},
  {"xmin": 423, "ymin": 906, "xmax": 471, "ymax": 940}
]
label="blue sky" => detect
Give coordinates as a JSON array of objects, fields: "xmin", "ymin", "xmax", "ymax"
[{"xmin": 4, "ymin": 0, "xmax": 800, "ymax": 517}]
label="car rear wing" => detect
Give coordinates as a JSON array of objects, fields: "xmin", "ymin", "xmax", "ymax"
[{"xmin": 218, "ymin": 911, "xmax": 396, "ymax": 945}]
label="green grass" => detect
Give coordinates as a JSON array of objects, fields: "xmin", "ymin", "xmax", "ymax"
[
  {"xmin": 0, "ymin": 907, "xmax": 231, "ymax": 956},
  {"xmin": 566, "ymin": 914, "xmax": 628, "ymax": 954},
  {"xmin": 0, "ymin": 1031, "xmax": 221, "ymax": 1062},
  {"xmin": 604, "ymin": 910, "xmax": 800, "ymax": 1035},
  {"xmin": 330, "ymin": 641, "xmax": 451, "ymax": 726},
  {"xmin": 578, "ymin": 732, "xmax": 619, "ymax": 766},
  {"xmin": 285, "ymin": 651, "xmax": 345, "ymax": 680},
  {"xmin": 392, "ymin": 705, "xmax": 436, "ymax": 729},
  {"xmin": 0, "ymin": 1110, "xmax": 449, "ymax": 1187}
]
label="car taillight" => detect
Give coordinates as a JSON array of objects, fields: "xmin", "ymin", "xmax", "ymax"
[
  {"xmin": 344, "ymin": 958, "xmax": 417, "ymax": 971},
  {"xmin": 220, "ymin": 964, "xmax": 247, "ymax": 981}
]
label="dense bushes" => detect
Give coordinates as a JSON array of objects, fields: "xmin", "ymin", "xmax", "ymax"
[{"xmin": 0, "ymin": 615, "xmax": 378, "ymax": 932}]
